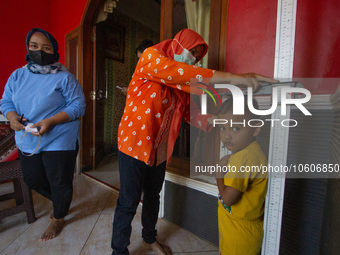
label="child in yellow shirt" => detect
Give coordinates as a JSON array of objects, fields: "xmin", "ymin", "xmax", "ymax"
[{"xmin": 216, "ymin": 96, "xmax": 268, "ymax": 255}]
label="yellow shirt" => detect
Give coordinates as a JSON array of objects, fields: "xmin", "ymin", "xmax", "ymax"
[{"xmin": 219, "ymin": 141, "xmax": 268, "ymax": 255}]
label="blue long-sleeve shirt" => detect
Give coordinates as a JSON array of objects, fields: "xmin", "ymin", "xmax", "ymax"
[{"xmin": 0, "ymin": 67, "xmax": 86, "ymax": 153}]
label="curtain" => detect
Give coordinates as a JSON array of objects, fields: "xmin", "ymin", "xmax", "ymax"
[{"xmin": 184, "ymin": 0, "xmax": 211, "ymax": 68}]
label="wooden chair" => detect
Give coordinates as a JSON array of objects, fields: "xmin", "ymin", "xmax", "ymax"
[{"xmin": 0, "ymin": 160, "xmax": 36, "ymax": 224}]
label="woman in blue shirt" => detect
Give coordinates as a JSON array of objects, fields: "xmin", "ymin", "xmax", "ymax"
[{"xmin": 0, "ymin": 28, "xmax": 85, "ymax": 241}]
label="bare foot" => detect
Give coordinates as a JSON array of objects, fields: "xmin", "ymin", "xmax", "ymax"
[
  {"xmin": 39, "ymin": 217, "xmax": 65, "ymax": 241},
  {"xmin": 48, "ymin": 213, "xmax": 53, "ymax": 221},
  {"xmin": 144, "ymin": 241, "xmax": 172, "ymax": 255}
]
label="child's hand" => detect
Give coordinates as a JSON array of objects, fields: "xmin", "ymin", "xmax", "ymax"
[
  {"xmin": 219, "ymin": 154, "xmax": 230, "ymax": 166},
  {"xmin": 215, "ymin": 155, "xmax": 231, "ymax": 178},
  {"xmin": 215, "ymin": 171, "xmax": 225, "ymax": 179}
]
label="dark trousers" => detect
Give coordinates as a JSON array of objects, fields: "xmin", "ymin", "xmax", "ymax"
[
  {"xmin": 18, "ymin": 148, "xmax": 78, "ymax": 219},
  {"xmin": 111, "ymin": 151, "xmax": 166, "ymax": 255}
]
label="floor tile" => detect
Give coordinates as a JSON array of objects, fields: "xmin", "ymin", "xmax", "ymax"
[
  {"xmin": 0, "ymin": 170, "xmax": 219, "ymax": 255},
  {"xmin": 84, "ymin": 154, "xmax": 120, "ymax": 189},
  {"xmin": 0, "ymin": 213, "xmax": 32, "ymax": 253},
  {"xmin": 68, "ymin": 175, "xmax": 113, "ymax": 216},
  {"xmin": 1, "ymin": 212, "xmax": 99, "ymax": 255}
]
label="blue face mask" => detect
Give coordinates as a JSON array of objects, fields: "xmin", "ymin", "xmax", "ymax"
[
  {"xmin": 174, "ymin": 48, "xmax": 196, "ymax": 65},
  {"xmin": 172, "ymin": 39, "xmax": 197, "ymax": 65}
]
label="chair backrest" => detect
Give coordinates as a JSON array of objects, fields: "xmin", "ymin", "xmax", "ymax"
[{"xmin": 0, "ymin": 122, "xmax": 18, "ymax": 162}]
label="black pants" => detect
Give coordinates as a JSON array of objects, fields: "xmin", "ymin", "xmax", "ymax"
[
  {"xmin": 111, "ymin": 151, "xmax": 166, "ymax": 255},
  {"xmin": 18, "ymin": 147, "xmax": 78, "ymax": 219}
]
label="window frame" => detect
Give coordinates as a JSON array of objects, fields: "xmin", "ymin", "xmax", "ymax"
[{"xmin": 160, "ymin": 0, "xmax": 228, "ymax": 71}]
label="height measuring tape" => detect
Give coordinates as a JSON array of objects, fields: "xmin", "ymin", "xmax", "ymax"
[{"xmin": 261, "ymin": 0, "xmax": 297, "ymax": 254}]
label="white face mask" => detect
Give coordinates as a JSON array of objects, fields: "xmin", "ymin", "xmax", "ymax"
[{"xmin": 172, "ymin": 39, "xmax": 197, "ymax": 65}]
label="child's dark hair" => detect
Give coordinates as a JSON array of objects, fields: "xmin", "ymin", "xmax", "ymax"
[
  {"xmin": 218, "ymin": 95, "xmax": 260, "ymax": 120},
  {"xmin": 135, "ymin": 40, "xmax": 154, "ymax": 55}
]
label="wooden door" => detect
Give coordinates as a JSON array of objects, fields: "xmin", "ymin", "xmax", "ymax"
[
  {"xmin": 92, "ymin": 25, "xmax": 108, "ymax": 169},
  {"xmin": 65, "ymin": 27, "xmax": 83, "ymax": 174}
]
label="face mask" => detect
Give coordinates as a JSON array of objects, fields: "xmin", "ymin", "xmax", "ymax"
[
  {"xmin": 172, "ymin": 39, "xmax": 197, "ymax": 65},
  {"xmin": 174, "ymin": 49, "xmax": 196, "ymax": 65},
  {"xmin": 28, "ymin": 50, "xmax": 55, "ymax": 66}
]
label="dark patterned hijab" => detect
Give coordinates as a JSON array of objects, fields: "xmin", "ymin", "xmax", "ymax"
[
  {"xmin": 24, "ymin": 28, "xmax": 67, "ymax": 74},
  {"xmin": 25, "ymin": 28, "xmax": 60, "ymax": 63}
]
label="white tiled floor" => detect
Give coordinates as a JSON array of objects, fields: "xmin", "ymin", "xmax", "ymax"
[{"xmin": 0, "ymin": 172, "xmax": 218, "ymax": 255}]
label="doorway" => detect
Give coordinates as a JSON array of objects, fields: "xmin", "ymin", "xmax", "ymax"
[
  {"xmin": 84, "ymin": 0, "xmax": 161, "ymax": 189},
  {"xmin": 67, "ymin": 0, "xmax": 228, "ymax": 187}
]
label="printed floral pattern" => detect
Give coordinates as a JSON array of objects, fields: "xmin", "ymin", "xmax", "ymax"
[{"xmin": 118, "ymin": 47, "xmax": 214, "ymax": 166}]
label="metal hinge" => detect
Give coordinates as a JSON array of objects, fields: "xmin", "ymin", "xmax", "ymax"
[
  {"xmin": 91, "ymin": 32, "xmax": 96, "ymax": 42},
  {"xmin": 90, "ymin": 91, "xmax": 96, "ymax": 101},
  {"xmin": 90, "ymin": 147, "xmax": 95, "ymax": 156}
]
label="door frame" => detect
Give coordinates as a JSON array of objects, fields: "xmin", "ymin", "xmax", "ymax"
[
  {"xmin": 79, "ymin": 0, "xmax": 102, "ymax": 171},
  {"xmin": 65, "ymin": 26, "xmax": 83, "ymax": 174}
]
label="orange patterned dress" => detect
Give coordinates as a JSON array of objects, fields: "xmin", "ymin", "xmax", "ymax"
[{"xmin": 118, "ymin": 47, "xmax": 215, "ymax": 166}]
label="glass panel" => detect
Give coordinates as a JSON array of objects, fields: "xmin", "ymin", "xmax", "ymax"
[
  {"xmin": 173, "ymin": 0, "xmax": 187, "ymax": 35},
  {"xmin": 171, "ymin": 0, "xmax": 212, "ymax": 162},
  {"xmin": 173, "ymin": 0, "xmax": 211, "ymax": 68}
]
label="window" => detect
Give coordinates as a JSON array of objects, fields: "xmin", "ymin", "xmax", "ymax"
[{"xmin": 162, "ymin": 0, "xmax": 228, "ymax": 180}]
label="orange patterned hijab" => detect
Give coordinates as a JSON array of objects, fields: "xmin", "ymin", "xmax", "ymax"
[{"xmin": 153, "ymin": 28, "xmax": 209, "ymax": 61}]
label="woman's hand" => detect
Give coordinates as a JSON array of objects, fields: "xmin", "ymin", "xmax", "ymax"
[
  {"xmin": 6, "ymin": 111, "xmax": 27, "ymax": 131},
  {"xmin": 231, "ymin": 73, "xmax": 278, "ymax": 92},
  {"xmin": 207, "ymin": 115, "xmax": 218, "ymax": 125},
  {"xmin": 30, "ymin": 119, "xmax": 53, "ymax": 136},
  {"xmin": 121, "ymin": 87, "xmax": 128, "ymax": 96},
  {"xmin": 29, "ymin": 111, "xmax": 70, "ymax": 136},
  {"xmin": 211, "ymin": 71, "xmax": 278, "ymax": 93}
]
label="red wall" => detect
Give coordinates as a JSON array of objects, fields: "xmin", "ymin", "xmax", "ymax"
[
  {"xmin": 226, "ymin": 0, "xmax": 340, "ymax": 94},
  {"xmin": 225, "ymin": 0, "xmax": 277, "ymax": 78},
  {"xmin": 1, "ymin": 0, "xmax": 339, "ymax": 96},
  {"xmin": 49, "ymin": 0, "xmax": 88, "ymax": 64},
  {"xmin": 294, "ymin": 0, "xmax": 340, "ymax": 93},
  {"xmin": 0, "ymin": 0, "xmax": 87, "ymax": 96},
  {"xmin": 0, "ymin": 1, "xmax": 50, "ymax": 95}
]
